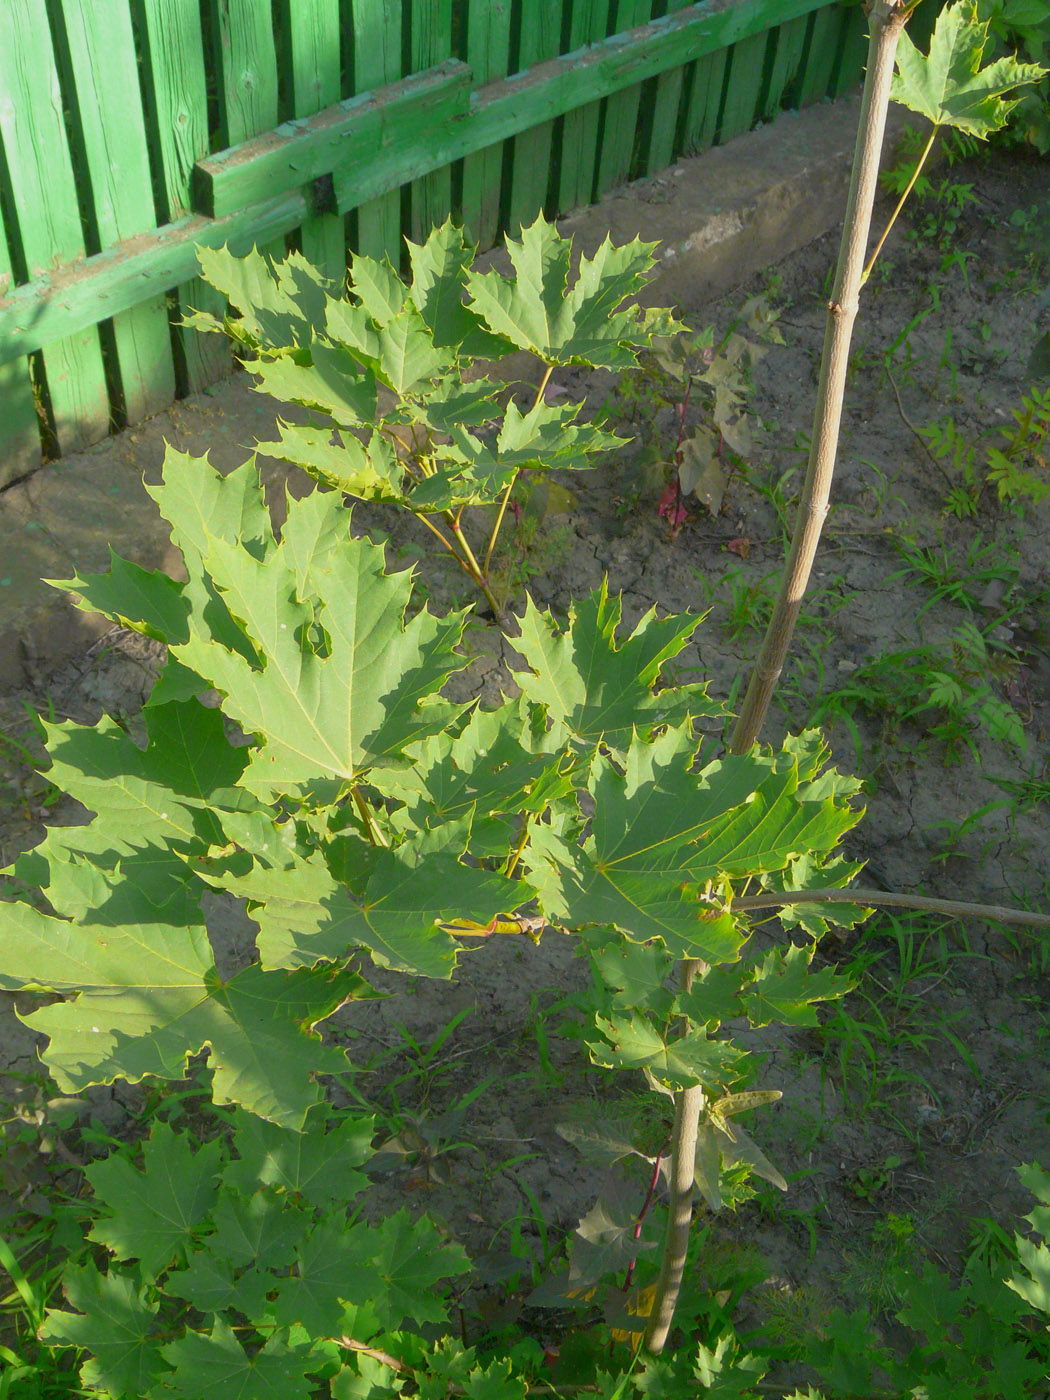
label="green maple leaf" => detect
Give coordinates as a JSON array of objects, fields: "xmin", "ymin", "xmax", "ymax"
[
  {"xmin": 539, "ymin": 726, "xmax": 762, "ymax": 958},
  {"xmin": 85, "ymin": 1122, "xmax": 223, "ymax": 1279},
  {"xmin": 253, "ymin": 421, "xmax": 404, "ymax": 501},
  {"xmin": 692, "ymin": 1335, "xmax": 767, "ymax": 1396},
  {"xmin": 465, "ymin": 215, "xmax": 678, "ymax": 368},
  {"xmin": 407, "ymin": 220, "xmax": 511, "ymax": 357},
  {"xmin": 250, "ymin": 341, "xmax": 378, "ymax": 426},
  {"xmin": 369, "ymin": 1209, "xmax": 471, "ymax": 1328},
  {"xmin": 413, "ymin": 399, "xmax": 623, "ymax": 511},
  {"xmin": 274, "ymin": 1216, "xmax": 374, "ymax": 1337},
  {"xmin": 49, "ymin": 547, "xmax": 190, "ymax": 642},
  {"xmin": 277, "ymin": 1210, "xmax": 468, "ymax": 1336},
  {"xmin": 194, "ymin": 245, "xmax": 329, "ymax": 348},
  {"xmin": 684, "ymin": 732, "xmax": 864, "ymax": 885},
  {"xmin": 213, "ymin": 830, "xmax": 527, "ymax": 979},
  {"xmin": 743, "ymin": 945, "xmax": 854, "ymax": 1028},
  {"xmin": 327, "ymin": 270, "xmax": 453, "ymax": 392},
  {"xmin": 675, "ymin": 964, "xmax": 748, "ymax": 1030},
  {"xmin": 4, "ymin": 871, "xmax": 358, "ymax": 1126},
  {"xmin": 148, "ymin": 451, "xmax": 468, "ymax": 798},
  {"xmin": 405, "ymin": 375, "xmax": 503, "ymax": 433},
  {"xmin": 587, "ymin": 1011, "xmax": 746, "ymax": 1089},
  {"xmin": 759, "ymin": 852, "xmax": 870, "ymax": 937},
  {"xmin": 586, "ymin": 933, "xmax": 676, "ymax": 1015},
  {"xmin": 540, "ymin": 727, "xmax": 860, "ymax": 960},
  {"xmin": 204, "ymin": 1189, "xmax": 307, "ymax": 1270},
  {"xmin": 226, "ymin": 1101, "xmax": 374, "ymax": 1205},
  {"xmin": 350, "ymin": 252, "xmax": 407, "ymax": 322},
  {"xmin": 511, "ymin": 583, "xmax": 719, "ymax": 753},
  {"xmin": 369, "ymin": 305, "xmax": 454, "ymax": 393},
  {"xmin": 160, "ymin": 1319, "xmax": 315, "ymax": 1400},
  {"xmin": 165, "ymin": 1251, "xmax": 247, "ymax": 1316},
  {"xmin": 386, "ymin": 704, "xmax": 574, "ymax": 858},
  {"xmin": 892, "ymin": 1, "xmax": 1046, "ymax": 137},
  {"xmin": 38, "ymin": 699, "xmax": 245, "ymax": 858},
  {"xmin": 40, "ymin": 1263, "xmax": 164, "ymax": 1397},
  {"xmin": 459, "ymin": 1356, "xmax": 528, "ymax": 1400}
]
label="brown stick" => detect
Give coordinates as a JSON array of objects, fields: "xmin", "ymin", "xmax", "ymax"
[
  {"xmin": 733, "ymin": 886, "xmax": 1050, "ymax": 930},
  {"xmin": 645, "ymin": 2, "xmax": 916, "ymax": 1359},
  {"xmin": 729, "ymin": 0, "xmax": 913, "ymax": 756},
  {"xmin": 643, "ymin": 959, "xmax": 703, "ymax": 1355}
]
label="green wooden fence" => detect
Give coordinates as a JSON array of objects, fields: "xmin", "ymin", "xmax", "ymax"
[{"xmin": 0, "ymin": 0, "xmax": 871, "ymax": 482}]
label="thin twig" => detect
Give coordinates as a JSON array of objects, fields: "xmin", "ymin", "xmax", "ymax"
[
  {"xmin": 862, "ymin": 126, "xmax": 937, "ymax": 283},
  {"xmin": 732, "ymin": 886, "xmax": 1050, "ymax": 930},
  {"xmin": 643, "ymin": 958, "xmax": 704, "ymax": 1354},
  {"xmin": 884, "ymin": 365, "xmax": 955, "ymax": 487}
]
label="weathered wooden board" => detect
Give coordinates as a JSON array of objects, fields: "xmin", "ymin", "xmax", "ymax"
[
  {"xmin": 409, "ymin": 1, "xmax": 455, "ymax": 245},
  {"xmin": 278, "ymin": 0, "xmax": 346, "ymax": 282},
  {"xmin": 596, "ymin": 0, "xmax": 652, "ymax": 199},
  {"xmin": 797, "ymin": 7, "xmax": 841, "ymax": 106},
  {"xmin": 0, "ymin": 203, "xmax": 40, "ymax": 483},
  {"xmin": 135, "ymin": 0, "xmax": 231, "ymax": 393},
  {"xmin": 831, "ymin": 4, "xmax": 870, "ymax": 96},
  {"xmin": 761, "ymin": 13, "xmax": 809, "ymax": 117},
  {"xmin": 208, "ymin": 0, "xmax": 284, "ymax": 270},
  {"xmin": 209, "ymin": 0, "xmax": 280, "ymax": 146},
  {"xmin": 351, "ymin": 0, "xmax": 404, "ymax": 265},
  {"xmin": 196, "ymin": 64, "xmax": 472, "ymax": 219},
  {"xmin": 506, "ymin": 2, "xmax": 564, "ymax": 232},
  {"xmin": 0, "ymin": 193, "xmax": 314, "ymax": 372},
  {"xmin": 643, "ymin": 0, "xmax": 692, "ymax": 175},
  {"xmin": 195, "ymin": 0, "xmax": 827, "ymax": 219},
  {"xmin": 718, "ymin": 31, "xmax": 768, "ymax": 143},
  {"xmin": 0, "ymin": 0, "xmax": 109, "ymax": 451},
  {"xmin": 53, "ymin": 0, "xmax": 176, "ymax": 425},
  {"xmin": 461, "ymin": 0, "xmax": 512, "ymax": 247},
  {"xmin": 681, "ymin": 48, "xmax": 729, "ymax": 153},
  {"xmin": 558, "ymin": 0, "xmax": 611, "ymax": 212}
]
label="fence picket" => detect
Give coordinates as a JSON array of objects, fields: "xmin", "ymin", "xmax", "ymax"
[
  {"xmin": 462, "ymin": 0, "xmax": 512, "ymax": 248},
  {"xmin": 208, "ymin": 0, "xmax": 284, "ymax": 270},
  {"xmin": 52, "ymin": 0, "xmax": 175, "ymax": 426},
  {"xmin": 595, "ymin": 0, "xmax": 652, "ymax": 198},
  {"xmin": 409, "ymin": 1, "xmax": 455, "ymax": 245},
  {"xmin": 278, "ymin": 0, "xmax": 346, "ymax": 282},
  {"xmin": 681, "ymin": 48, "xmax": 729, "ymax": 154},
  {"xmin": 0, "ymin": 0, "xmax": 109, "ymax": 452},
  {"xmin": 760, "ymin": 13, "xmax": 809, "ymax": 117},
  {"xmin": 642, "ymin": 0, "xmax": 692, "ymax": 175},
  {"xmin": 718, "ymin": 32, "xmax": 768, "ymax": 142},
  {"xmin": 558, "ymin": 0, "xmax": 610, "ymax": 212},
  {"xmin": 135, "ymin": 0, "xmax": 231, "ymax": 394},
  {"xmin": 0, "ymin": 204, "xmax": 39, "ymax": 484},
  {"xmin": 506, "ymin": 2, "xmax": 564, "ymax": 233},
  {"xmin": 831, "ymin": 4, "xmax": 870, "ymax": 96},
  {"xmin": 351, "ymin": 0, "xmax": 404, "ymax": 265},
  {"xmin": 797, "ymin": 7, "xmax": 840, "ymax": 106}
]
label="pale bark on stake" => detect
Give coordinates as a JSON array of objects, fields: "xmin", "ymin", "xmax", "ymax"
[
  {"xmin": 644, "ymin": 0, "xmax": 916, "ymax": 1356},
  {"xmin": 730, "ymin": 0, "xmax": 914, "ymax": 757}
]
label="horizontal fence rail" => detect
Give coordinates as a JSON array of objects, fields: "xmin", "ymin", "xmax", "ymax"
[{"xmin": 0, "ymin": 0, "xmax": 876, "ymax": 477}]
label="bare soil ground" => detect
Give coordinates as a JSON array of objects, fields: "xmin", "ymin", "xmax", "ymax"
[{"xmin": 2, "ymin": 142, "xmax": 1049, "ymax": 1362}]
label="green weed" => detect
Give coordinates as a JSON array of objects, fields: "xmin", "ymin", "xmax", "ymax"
[
  {"xmin": 889, "ymin": 532, "xmax": 1019, "ymax": 616},
  {"xmin": 812, "ymin": 621, "xmax": 1027, "ymax": 765}
]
